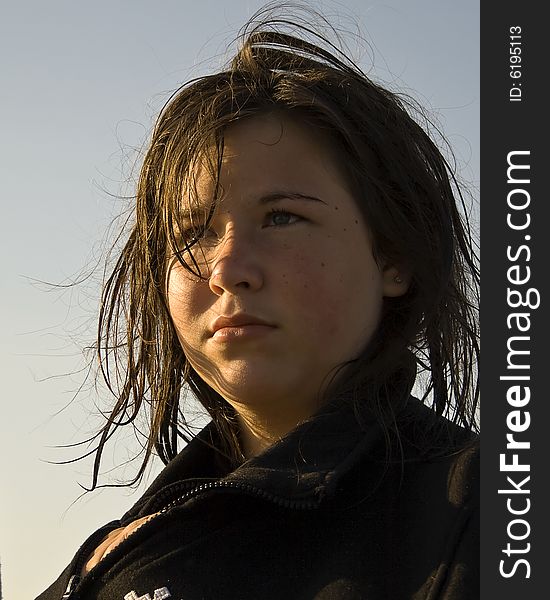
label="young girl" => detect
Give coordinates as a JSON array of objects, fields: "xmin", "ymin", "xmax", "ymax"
[{"xmin": 38, "ymin": 9, "xmax": 479, "ymax": 600}]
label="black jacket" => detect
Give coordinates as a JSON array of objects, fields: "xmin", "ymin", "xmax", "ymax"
[{"xmin": 37, "ymin": 396, "xmax": 479, "ymax": 600}]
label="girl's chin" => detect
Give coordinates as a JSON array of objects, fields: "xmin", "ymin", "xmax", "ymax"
[{"xmin": 199, "ymin": 362, "xmax": 289, "ymax": 395}]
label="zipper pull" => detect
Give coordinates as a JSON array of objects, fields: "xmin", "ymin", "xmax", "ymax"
[{"xmin": 62, "ymin": 574, "xmax": 81, "ymax": 599}]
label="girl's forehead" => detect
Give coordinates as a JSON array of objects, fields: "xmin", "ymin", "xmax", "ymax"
[
  {"xmin": 190, "ymin": 114, "xmax": 348, "ymax": 189},
  {"xmin": 222, "ymin": 113, "xmax": 337, "ymax": 156}
]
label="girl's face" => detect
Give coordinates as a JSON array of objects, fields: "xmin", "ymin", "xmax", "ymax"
[{"xmin": 167, "ymin": 113, "xmax": 404, "ymax": 420}]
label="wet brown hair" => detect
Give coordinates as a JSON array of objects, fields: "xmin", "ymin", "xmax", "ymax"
[{"xmin": 88, "ymin": 7, "xmax": 479, "ymax": 488}]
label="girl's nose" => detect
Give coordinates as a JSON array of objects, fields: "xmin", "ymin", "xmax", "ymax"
[{"xmin": 207, "ymin": 231, "xmax": 263, "ymax": 296}]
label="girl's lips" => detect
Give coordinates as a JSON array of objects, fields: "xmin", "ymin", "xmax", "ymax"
[
  {"xmin": 209, "ymin": 313, "xmax": 275, "ymax": 335},
  {"xmin": 209, "ymin": 314, "xmax": 277, "ymax": 342}
]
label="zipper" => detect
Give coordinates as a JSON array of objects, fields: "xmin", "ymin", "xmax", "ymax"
[
  {"xmin": 156, "ymin": 478, "xmax": 320, "ymax": 513},
  {"xmin": 61, "ymin": 478, "xmax": 318, "ymax": 598}
]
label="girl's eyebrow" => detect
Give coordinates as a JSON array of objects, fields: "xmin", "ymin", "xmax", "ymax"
[
  {"xmin": 178, "ymin": 191, "xmax": 327, "ymax": 223},
  {"xmin": 258, "ymin": 191, "xmax": 327, "ymax": 205}
]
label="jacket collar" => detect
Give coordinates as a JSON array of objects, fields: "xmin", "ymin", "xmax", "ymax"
[
  {"xmin": 222, "ymin": 396, "xmax": 388, "ymax": 503},
  {"xmin": 129, "ymin": 393, "xmax": 417, "ymax": 518}
]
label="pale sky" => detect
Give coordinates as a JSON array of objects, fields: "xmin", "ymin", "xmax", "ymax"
[{"xmin": 0, "ymin": 1, "xmax": 479, "ymax": 597}]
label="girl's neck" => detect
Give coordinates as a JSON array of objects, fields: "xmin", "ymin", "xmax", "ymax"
[{"xmin": 235, "ymin": 405, "xmax": 316, "ymax": 459}]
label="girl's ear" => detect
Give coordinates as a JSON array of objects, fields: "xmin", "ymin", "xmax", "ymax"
[{"xmin": 381, "ymin": 264, "xmax": 411, "ymax": 298}]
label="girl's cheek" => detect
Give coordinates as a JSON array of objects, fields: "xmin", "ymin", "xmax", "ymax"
[
  {"xmin": 169, "ymin": 265, "xmax": 208, "ymax": 305},
  {"xmin": 283, "ymin": 261, "xmax": 343, "ymax": 335}
]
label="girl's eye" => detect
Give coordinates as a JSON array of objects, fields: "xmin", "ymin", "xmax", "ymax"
[
  {"xmin": 174, "ymin": 227, "xmax": 218, "ymax": 250},
  {"xmin": 266, "ymin": 209, "xmax": 302, "ymax": 227}
]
